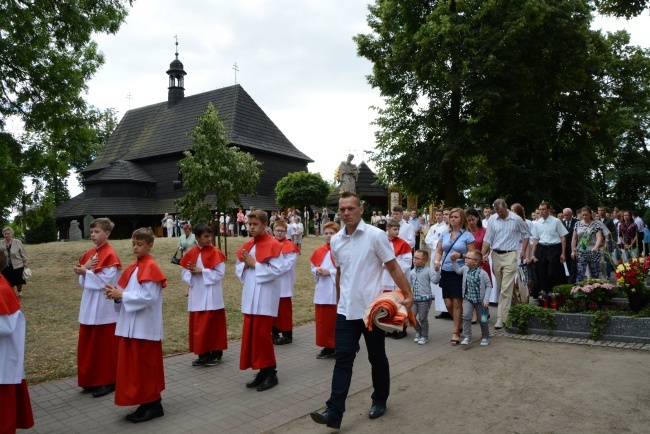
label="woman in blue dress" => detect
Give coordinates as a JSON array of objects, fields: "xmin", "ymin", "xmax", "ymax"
[{"xmin": 433, "ymin": 208, "xmax": 475, "ymax": 345}]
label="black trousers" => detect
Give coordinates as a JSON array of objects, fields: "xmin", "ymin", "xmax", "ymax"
[
  {"xmin": 536, "ymin": 243, "xmax": 563, "ymax": 294},
  {"xmin": 326, "ymin": 315, "xmax": 389, "ymax": 419}
]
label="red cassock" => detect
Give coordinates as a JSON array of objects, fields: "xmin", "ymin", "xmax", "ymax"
[
  {"xmin": 0, "ymin": 276, "xmax": 34, "ymax": 432},
  {"xmin": 189, "ymin": 309, "xmax": 228, "ymax": 354},
  {"xmin": 239, "ymin": 314, "xmax": 276, "ymax": 370},
  {"xmin": 114, "ymin": 337, "xmax": 165, "ymax": 406},
  {"xmin": 0, "ymin": 379, "xmax": 34, "ymax": 433},
  {"xmin": 77, "ymin": 323, "xmax": 119, "ymax": 388},
  {"xmin": 315, "ymin": 304, "xmax": 337, "ymax": 348},
  {"xmin": 272, "ymin": 297, "xmax": 293, "ymax": 331}
]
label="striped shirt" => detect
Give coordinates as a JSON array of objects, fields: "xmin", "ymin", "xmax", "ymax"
[{"xmin": 484, "ymin": 211, "xmax": 531, "ymax": 251}]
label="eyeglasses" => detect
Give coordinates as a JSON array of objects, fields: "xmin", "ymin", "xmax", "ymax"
[{"xmin": 465, "ymin": 256, "xmax": 478, "ymax": 261}]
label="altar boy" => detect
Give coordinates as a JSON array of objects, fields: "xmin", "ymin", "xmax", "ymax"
[
  {"xmin": 73, "ymin": 217, "xmax": 122, "ymax": 398},
  {"xmin": 382, "ymin": 219, "xmax": 412, "ymax": 339},
  {"xmin": 236, "ymin": 210, "xmax": 285, "ymax": 392},
  {"xmin": 105, "ymin": 228, "xmax": 166, "ymax": 423},
  {"xmin": 271, "ymin": 220, "xmax": 300, "ymax": 345},
  {"xmin": 0, "ymin": 249, "xmax": 34, "ymax": 433},
  {"xmin": 180, "ymin": 224, "xmax": 227, "ymax": 366}
]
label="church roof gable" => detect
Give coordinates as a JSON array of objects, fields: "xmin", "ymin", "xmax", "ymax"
[
  {"xmin": 84, "ymin": 160, "xmax": 156, "ymax": 184},
  {"xmin": 84, "ymin": 85, "xmax": 312, "ymax": 173}
]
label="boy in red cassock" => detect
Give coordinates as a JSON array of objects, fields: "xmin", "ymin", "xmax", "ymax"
[
  {"xmin": 0, "ymin": 248, "xmax": 34, "ymax": 433},
  {"xmin": 271, "ymin": 219, "xmax": 300, "ymax": 345},
  {"xmin": 236, "ymin": 210, "xmax": 285, "ymax": 391},
  {"xmin": 105, "ymin": 228, "xmax": 166, "ymax": 423},
  {"xmin": 73, "ymin": 217, "xmax": 122, "ymax": 398}
]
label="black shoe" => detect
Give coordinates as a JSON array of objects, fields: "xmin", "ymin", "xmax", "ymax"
[
  {"xmin": 92, "ymin": 384, "xmax": 115, "ymax": 398},
  {"xmin": 256, "ymin": 374, "xmax": 278, "ymax": 391},
  {"xmin": 310, "ymin": 410, "xmax": 341, "ymax": 429},
  {"xmin": 125, "ymin": 406, "xmax": 145, "ymax": 422},
  {"xmin": 204, "ymin": 355, "xmax": 222, "ymax": 366},
  {"xmin": 81, "ymin": 386, "xmax": 98, "ymax": 392},
  {"xmin": 246, "ymin": 372, "xmax": 266, "ymax": 389},
  {"xmin": 435, "ymin": 312, "xmax": 452, "ymax": 319},
  {"xmin": 316, "ymin": 348, "xmax": 335, "ymax": 359},
  {"xmin": 130, "ymin": 403, "xmax": 164, "ymax": 423},
  {"xmin": 275, "ymin": 336, "xmax": 292, "ymax": 345},
  {"xmin": 191, "ymin": 356, "xmax": 207, "ymax": 366},
  {"xmin": 392, "ymin": 330, "xmax": 407, "ymax": 339},
  {"xmin": 369, "ymin": 403, "xmax": 386, "ymax": 419}
]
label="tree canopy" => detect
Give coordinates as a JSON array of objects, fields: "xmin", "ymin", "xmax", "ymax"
[
  {"xmin": 356, "ymin": 0, "xmax": 650, "ymax": 213},
  {"xmin": 0, "ymin": 0, "xmax": 131, "ymax": 223},
  {"xmin": 176, "ymin": 103, "xmax": 262, "ymax": 227},
  {"xmin": 275, "ymin": 172, "xmax": 331, "ymax": 211}
]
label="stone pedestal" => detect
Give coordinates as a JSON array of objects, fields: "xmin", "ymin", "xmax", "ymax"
[
  {"xmin": 69, "ymin": 220, "xmax": 82, "ymax": 241},
  {"xmin": 83, "ymin": 215, "xmax": 94, "ymax": 238}
]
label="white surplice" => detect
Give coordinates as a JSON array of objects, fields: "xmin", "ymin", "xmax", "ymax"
[{"xmin": 236, "ymin": 245, "xmax": 285, "ymax": 317}]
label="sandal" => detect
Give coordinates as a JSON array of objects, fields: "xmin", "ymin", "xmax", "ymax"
[{"xmin": 451, "ymin": 333, "xmax": 461, "ymax": 346}]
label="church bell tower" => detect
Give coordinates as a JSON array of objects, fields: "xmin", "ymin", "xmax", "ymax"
[{"xmin": 166, "ymin": 37, "xmax": 187, "ymax": 108}]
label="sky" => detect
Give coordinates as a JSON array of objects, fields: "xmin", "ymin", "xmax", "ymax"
[{"xmin": 66, "ymin": 1, "xmax": 650, "ymax": 197}]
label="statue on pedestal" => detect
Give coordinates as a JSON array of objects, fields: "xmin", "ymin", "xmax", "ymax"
[{"xmin": 337, "ymin": 154, "xmax": 359, "ymax": 194}]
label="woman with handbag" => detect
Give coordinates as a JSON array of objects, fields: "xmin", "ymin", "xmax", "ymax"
[
  {"xmin": 176, "ymin": 224, "xmax": 197, "ymax": 258},
  {"xmin": 433, "ymin": 209, "xmax": 475, "ymax": 346},
  {"xmin": 2, "ymin": 227, "xmax": 28, "ymax": 296}
]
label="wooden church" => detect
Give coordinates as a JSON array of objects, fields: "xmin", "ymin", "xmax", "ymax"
[{"xmin": 54, "ymin": 49, "xmax": 313, "ymax": 238}]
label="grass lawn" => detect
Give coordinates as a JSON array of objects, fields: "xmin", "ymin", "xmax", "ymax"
[{"xmin": 18, "ymin": 235, "xmax": 324, "ymax": 384}]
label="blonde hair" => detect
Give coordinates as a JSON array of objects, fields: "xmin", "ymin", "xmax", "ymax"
[
  {"xmin": 2, "ymin": 227, "xmax": 14, "ymax": 235},
  {"xmin": 449, "ymin": 208, "xmax": 470, "ymax": 231}
]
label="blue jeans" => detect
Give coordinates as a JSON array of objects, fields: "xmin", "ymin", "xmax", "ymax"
[{"xmin": 326, "ymin": 315, "xmax": 390, "ymax": 419}]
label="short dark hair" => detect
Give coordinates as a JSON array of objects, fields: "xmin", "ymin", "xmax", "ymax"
[
  {"xmin": 392, "ymin": 205, "xmax": 404, "ymax": 213},
  {"xmin": 248, "ymin": 210, "xmax": 268, "ymax": 225},
  {"xmin": 132, "ymin": 227, "xmax": 155, "ymax": 244},
  {"xmin": 90, "ymin": 217, "xmax": 115, "ymax": 232},
  {"xmin": 194, "ymin": 223, "xmax": 212, "ymax": 237},
  {"xmin": 465, "ymin": 207, "xmax": 482, "ymax": 228},
  {"xmin": 414, "ymin": 249, "xmax": 429, "ymax": 261},
  {"xmin": 386, "ymin": 219, "xmax": 401, "ymax": 229},
  {"xmin": 539, "ymin": 201, "xmax": 550, "ymax": 209},
  {"xmin": 340, "ymin": 191, "xmax": 361, "ymax": 206}
]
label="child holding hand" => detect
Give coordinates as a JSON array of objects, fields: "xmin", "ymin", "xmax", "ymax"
[{"xmin": 450, "ymin": 250, "xmax": 492, "ymax": 346}]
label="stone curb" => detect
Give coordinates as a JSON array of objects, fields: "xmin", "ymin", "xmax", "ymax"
[{"xmin": 493, "ymin": 330, "xmax": 650, "ymax": 350}]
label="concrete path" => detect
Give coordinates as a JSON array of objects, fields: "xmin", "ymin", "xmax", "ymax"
[{"xmin": 24, "ymin": 314, "xmax": 463, "ymax": 433}]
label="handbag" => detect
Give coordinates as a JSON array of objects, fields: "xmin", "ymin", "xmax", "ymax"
[
  {"xmin": 171, "ymin": 250, "xmax": 181, "ymax": 265},
  {"xmin": 22, "ymin": 267, "xmax": 32, "ymax": 280}
]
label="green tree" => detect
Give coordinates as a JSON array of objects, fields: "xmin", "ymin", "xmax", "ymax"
[
  {"xmin": 1, "ymin": 1, "xmax": 130, "ymax": 218},
  {"xmin": 0, "ymin": 132, "xmax": 24, "ymax": 225},
  {"xmin": 275, "ymin": 172, "xmax": 330, "ymax": 211},
  {"xmin": 595, "ymin": 0, "xmax": 649, "ymax": 18},
  {"xmin": 356, "ymin": 0, "xmax": 650, "ymax": 212},
  {"xmin": 176, "ymin": 103, "xmax": 262, "ymax": 253}
]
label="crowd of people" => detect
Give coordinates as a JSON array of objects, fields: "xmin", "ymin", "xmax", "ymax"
[{"xmin": 2, "ymin": 195, "xmax": 649, "ymax": 432}]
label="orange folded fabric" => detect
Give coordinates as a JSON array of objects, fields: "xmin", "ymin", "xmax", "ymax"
[{"xmin": 363, "ymin": 290, "xmax": 417, "ymax": 333}]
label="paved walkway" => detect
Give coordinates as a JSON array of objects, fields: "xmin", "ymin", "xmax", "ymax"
[
  {"xmin": 23, "ymin": 311, "xmax": 650, "ymax": 434},
  {"xmin": 24, "ymin": 314, "xmax": 463, "ymax": 434}
]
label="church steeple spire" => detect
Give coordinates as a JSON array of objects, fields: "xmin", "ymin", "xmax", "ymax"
[{"xmin": 166, "ymin": 36, "xmax": 187, "ymax": 108}]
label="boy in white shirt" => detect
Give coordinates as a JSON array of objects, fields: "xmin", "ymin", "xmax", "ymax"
[
  {"xmin": 105, "ymin": 228, "xmax": 167, "ymax": 423},
  {"xmin": 181, "ymin": 224, "xmax": 227, "ymax": 367}
]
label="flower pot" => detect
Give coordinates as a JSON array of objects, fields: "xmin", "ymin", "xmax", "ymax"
[{"xmin": 628, "ymin": 292, "xmax": 644, "ymax": 313}]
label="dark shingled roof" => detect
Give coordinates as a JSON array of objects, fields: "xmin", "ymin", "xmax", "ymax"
[
  {"xmin": 328, "ymin": 162, "xmax": 388, "ymax": 206},
  {"xmin": 84, "ymin": 160, "xmax": 156, "ymax": 184},
  {"xmin": 83, "ymin": 84, "xmax": 312, "ymax": 173},
  {"xmin": 53, "ymin": 192, "xmax": 280, "ymax": 219}
]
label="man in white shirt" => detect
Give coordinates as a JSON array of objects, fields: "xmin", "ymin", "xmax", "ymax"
[
  {"xmin": 531, "ymin": 202, "xmax": 568, "ymax": 297},
  {"xmin": 310, "ymin": 192, "xmax": 413, "ymax": 430},
  {"xmin": 392, "ymin": 205, "xmax": 415, "ymax": 249}
]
